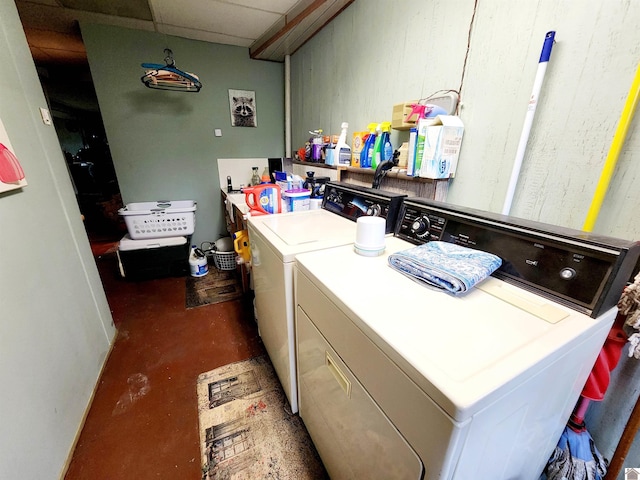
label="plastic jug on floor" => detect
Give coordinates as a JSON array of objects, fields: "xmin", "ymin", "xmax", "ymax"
[{"xmin": 189, "ymin": 245, "xmax": 209, "ymax": 277}]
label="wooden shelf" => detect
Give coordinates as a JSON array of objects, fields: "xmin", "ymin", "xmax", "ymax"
[
  {"xmin": 336, "ymin": 165, "xmax": 447, "ymax": 184},
  {"xmin": 292, "ymin": 160, "xmax": 450, "ymax": 201},
  {"xmin": 292, "ymin": 159, "xmax": 338, "ymax": 170}
]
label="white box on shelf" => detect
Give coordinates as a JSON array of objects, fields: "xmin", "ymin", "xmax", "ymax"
[{"xmin": 415, "ymin": 115, "xmax": 464, "ymax": 179}]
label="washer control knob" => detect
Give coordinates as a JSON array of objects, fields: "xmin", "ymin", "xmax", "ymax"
[
  {"xmin": 560, "ymin": 267, "xmax": 577, "ymax": 280},
  {"xmin": 410, "ymin": 216, "xmax": 431, "ymax": 238}
]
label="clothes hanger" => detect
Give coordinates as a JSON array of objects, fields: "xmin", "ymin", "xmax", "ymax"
[{"xmin": 141, "ymin": 49, "xmax": 202, "ymax": 92}]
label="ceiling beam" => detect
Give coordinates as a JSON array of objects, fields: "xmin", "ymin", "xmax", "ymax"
[{"xmin": 249, "ymin": 0, "xmax": 354, "ymax": 61}]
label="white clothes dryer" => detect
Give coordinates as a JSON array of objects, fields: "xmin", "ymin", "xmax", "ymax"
[{"xmin": 247, "ymin": 182, "xmax": 405, "ymax": 413}]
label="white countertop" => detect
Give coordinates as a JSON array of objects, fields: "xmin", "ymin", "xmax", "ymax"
[{"xmin": 224, "ymin": 191, "xmax": 249, "ymax": 222}]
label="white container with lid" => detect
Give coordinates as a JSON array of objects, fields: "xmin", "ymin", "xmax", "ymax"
[{"xmin": 282, "ymin": 189, "xmax": 311, "ymax": 212}]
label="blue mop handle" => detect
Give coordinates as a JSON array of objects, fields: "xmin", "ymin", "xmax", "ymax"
[
  {"xmin": 539, "ymin": 31, "xmax": 556, "ymax": 63},
  {"xmin": 502, "ymin": 30, "xmax": 557, "ymax": 215}
]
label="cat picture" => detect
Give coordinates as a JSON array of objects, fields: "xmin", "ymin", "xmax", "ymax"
[{"xmin": 228, "ymin": 90, "xmax": 257, "ymax": 127}]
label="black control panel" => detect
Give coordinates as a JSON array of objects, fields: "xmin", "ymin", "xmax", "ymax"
[
  {"xmin": 395, "ymin": 197, "xmax": 640, "ymax": 318},
  {"xmin": 322, "ymin": 182, "xmax": 406, "ymax": 234}
]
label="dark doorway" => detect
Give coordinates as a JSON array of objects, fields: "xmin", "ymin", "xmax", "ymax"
[{"xmin": 37, "ymin": 62, "xmax": 125, "ymax": 243}]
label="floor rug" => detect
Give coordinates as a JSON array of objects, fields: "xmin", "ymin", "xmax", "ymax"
[
  {"xmin": 197, "ymin": 355, "xmax": 328, "ymax": 480},
  {"xmin": 186, "ymin": 266, "xmax": 243, "ymax": 308}
]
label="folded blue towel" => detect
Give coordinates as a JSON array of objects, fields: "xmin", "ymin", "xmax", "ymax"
[{"xmin": 388, "ymin": 241, "xmax": 502, "ymax": 295}]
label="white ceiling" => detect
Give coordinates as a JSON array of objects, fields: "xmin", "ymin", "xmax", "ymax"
[{"xmin": 16, "ymin": 0, "xmax": 354, "ymax": 64}]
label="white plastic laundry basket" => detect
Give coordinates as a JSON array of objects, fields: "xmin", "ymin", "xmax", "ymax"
[{"xmin": 118, "ymin": 200, "xmax": 196, "ymax": 240}]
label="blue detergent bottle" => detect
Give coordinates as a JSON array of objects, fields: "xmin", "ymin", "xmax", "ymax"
[{"xmin": 360, "ymin": 122, "xmax": 378, "ymax": 169}]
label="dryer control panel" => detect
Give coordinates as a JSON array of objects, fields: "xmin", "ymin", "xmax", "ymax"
[
  {"xmin": 395, "ymin": 198, "xmax": 640, "ymax": 318},
  {"xmin": 322, "ymin": 182, "xmax": 406, "ymax": 233}
]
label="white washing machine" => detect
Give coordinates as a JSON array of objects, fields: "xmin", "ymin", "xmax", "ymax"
[
  {"xmin": 294, "ymin": 198, "xmax": 640, "ymax": 479},
  {"xmin": 248, "ymin": 182, "xmax": 405, "ymax": 414}
]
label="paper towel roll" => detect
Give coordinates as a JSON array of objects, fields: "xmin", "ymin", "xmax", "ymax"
[{"xmin": 354, "ymin": 216, "xmax": 386, "ymax": 257}]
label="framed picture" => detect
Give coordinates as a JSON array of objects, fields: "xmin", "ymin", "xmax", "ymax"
[
  {"xmin": 228, "ymin": 89, "xmax": 257, "ymax": 127},
  {"xmin": 0, "ymin": 117, "xmax": 27, "ymax": 194}
]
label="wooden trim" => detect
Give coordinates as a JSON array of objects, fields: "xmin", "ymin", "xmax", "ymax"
[
  {"xmin": 250, "ymin": 0, "xmax": 328, "ymax": 59},
  {"xmin": 59, "ymin": 331, "xmax": 118, "ymax": 479},
  {"xmin": 289, "ymin": 1, "xmax": 355, "ymax": 57},
  {"xmin": 250, "ymin": 0, "xmax": 356, "ymax": 60}
]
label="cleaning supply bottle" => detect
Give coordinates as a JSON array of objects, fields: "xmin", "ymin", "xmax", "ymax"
[
  {"xmin": 334, "ymin": 122, "xmax": 351, "ymax": 165},
  {"xmin": 324, "ymin": 136, "xmax": 335, "ymax": 166},
  {"xmin": 233, "ymin": 230, "xmax": 251, "ymax": 264},
  {"xmin": 371, "ymin": 123, "xmax": 383, "ymax": 170},
  {"xmin": 309, "ymin": 129, "xmax": 323, "ymax": 162},
  {"xmin": 250, "ymin": 167, "xmax": 260, "ymax": 186},
  {"xmin": 360, "ymin": 123, "xmax": 378, "ymax": 169},
  {"xmin": 189, "ymin": 245, "xmax": 209, "ymax": 277},
  {"xmin": 380, "ymin": 121, "xmax": 393, "ymax": 162},
  {"xmin": 261, "ymin": 166, "xmax": 270, "ymax": 183},
  {"xmin": 372, "ymin": 121, "xmax": 393, "ymax": 169},
  {"xmin": 244, "ymin": 184, "xmax": 282, "ymax": 215}
]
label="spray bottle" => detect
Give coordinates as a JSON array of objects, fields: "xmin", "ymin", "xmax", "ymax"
[
  {"xmin": 380, "ymin": 121, "xmax": 393, "ymax": 162},
  {"xmin": 371, "ymin": 123, "xmax": 382, "ymax": 170},
  {"xmin": 360, "ymin": 122, "xmax": 378, "ymax": 169},
  {"xmin": 334, "ymin": 122, "xmax": 351, "ymax": 165},
  {"xmin": 372, "ymin": 121, "xmax": 393, "ymax": 169}
]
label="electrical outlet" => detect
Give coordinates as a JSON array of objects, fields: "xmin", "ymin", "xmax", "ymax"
[
  {"xmin": 214, "ymin": 129, "xmax": 222, "ymax": 137},
  {"xmin": 39, "ymin": 107, "xmax": 52, "ymax": 126}
]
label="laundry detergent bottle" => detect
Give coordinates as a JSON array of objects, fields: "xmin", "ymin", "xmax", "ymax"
[
  {"xmin": 360, "ymin": 122, "xmax": 378, "ymax": 169},
  {"xmin": 243, "ymin": 184, "xmax": 282, "ymax": 215}
]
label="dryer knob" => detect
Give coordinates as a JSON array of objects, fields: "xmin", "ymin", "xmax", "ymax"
[
  {"xmin": 560, "ymin": 267, "xmax": 577, "ymax": 280},
  {"xmin": 367, "ymin": 204, "xmax": 382, "ymax": 216},
  {"xmin": 411, "ymin": 216, "xmax": 430, "ymax": 238}
]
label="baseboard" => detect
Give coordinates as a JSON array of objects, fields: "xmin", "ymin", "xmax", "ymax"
[{"xmin": 58, "ymin": 328, "xmax": 119, "ymax": 479}]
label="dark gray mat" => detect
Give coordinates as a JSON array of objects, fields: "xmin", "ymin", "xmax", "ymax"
[{"xmin": 185, "ymin": 267, "xmax": 243, "ymax": 308}]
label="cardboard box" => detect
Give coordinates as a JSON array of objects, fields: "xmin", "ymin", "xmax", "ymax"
[
  {"xmin": 397, "ymin": 142, "xmax": 409, "ymax": 169},
  {"xmin": 414, "ymin": 115, "xmax": 464, "ymax": 179},
  {"xmin": 391, "ymin": 101, "xmax": 420, "ymax": 130},
  {"xmin": 351, "ymin": 131, "xmax": 367, "ymax": 167}
]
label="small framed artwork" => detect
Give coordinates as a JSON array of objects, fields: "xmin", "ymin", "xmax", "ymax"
[{"xmin": 229, "ymin": 89, "xmax": 257, "ymax": 127}]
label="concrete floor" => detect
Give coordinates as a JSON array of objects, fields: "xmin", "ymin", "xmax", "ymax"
[{"xmin": 64, "ymin": 238, "xmax": 264, "ymax": 478}]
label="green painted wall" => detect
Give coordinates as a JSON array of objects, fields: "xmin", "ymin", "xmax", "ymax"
[
  {"xmin": 290, "ymin": 0, "xmax": 640, "ymax": 473},
  {"xmin": 0, "ymin": 1, "xmax": 115, "ymax": 478},
  {"xmin": 81, "ymin": 24, "xmax": 285, "ymax": 245},
  {"xmin": 290, "ymin": 0, "xmax": 640, "ymax": 242}
]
